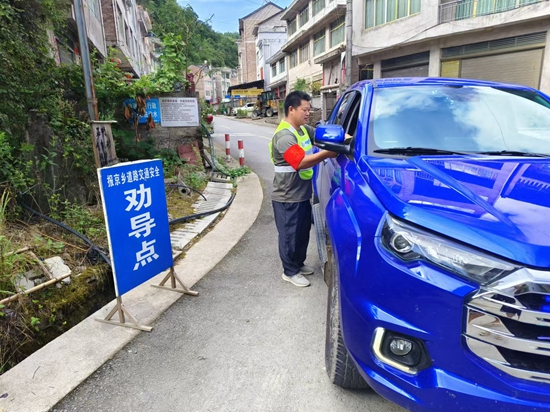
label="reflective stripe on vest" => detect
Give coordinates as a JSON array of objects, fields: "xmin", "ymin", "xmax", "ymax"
[
  {"xmin": 274, "ymin": 165, "xmax": 296, "ymax": 173},
  {"xmin": 269, "ymin": 120, "xmax": 314, "ymax": 180}
]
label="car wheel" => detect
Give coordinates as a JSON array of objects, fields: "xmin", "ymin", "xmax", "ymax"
[
  {"xmin": 325, "ymin": 243, "xmax": 370, "ymax": 389},
  {"xmin": 266, "ymin": 108, "xmax": 273, "ymax": 117}
]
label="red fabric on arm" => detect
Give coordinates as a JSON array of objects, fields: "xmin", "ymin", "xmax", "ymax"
[{"xmin": 283, "ymin": 144, "xmax": 306, "ymax": 170}]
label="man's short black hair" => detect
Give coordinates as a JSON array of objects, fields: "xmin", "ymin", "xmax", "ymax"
[{"xmin": 284, "ymin": 91, "xmax": 311, "ymax": 116}]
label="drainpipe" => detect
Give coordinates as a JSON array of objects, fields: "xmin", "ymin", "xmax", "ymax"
[
  {"xmin": 73, "ymin": 0, "xmax": 99, "ymax": 121},
  {"xmin": 345, "ymin": 0, "xmax": 353, "ymax": 88}
]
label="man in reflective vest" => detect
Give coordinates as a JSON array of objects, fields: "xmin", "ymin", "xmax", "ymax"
[{"xmin": 269, "ymin": 91, "xmax": 338, "ymax": 287}]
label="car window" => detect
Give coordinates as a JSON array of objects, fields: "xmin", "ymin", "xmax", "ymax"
[
  {"xmin": 331, "ymin": 92, "xmax": 354, "ymax": 125},
  {"xmin": 369, "ymin": 86, "xmax": 550, "ymax": 154},
  {"xmin": 342, "ymin": 94, "xmax": 361, "ymax": 137}
]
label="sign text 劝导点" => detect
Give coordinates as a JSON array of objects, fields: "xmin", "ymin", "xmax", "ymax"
[{"xmin": 98, "ymin": 159, "xmax": 173, "ymax": 296}]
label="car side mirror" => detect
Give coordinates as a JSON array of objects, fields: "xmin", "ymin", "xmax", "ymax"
[{"xmin": 314, "ymin": 124, "xmax": 352, "ymax": 155}]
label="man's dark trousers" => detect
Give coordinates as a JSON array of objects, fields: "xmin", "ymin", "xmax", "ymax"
[{"xmin": 272, "ymin": 200, "xmax": 312, "ymax": 277}]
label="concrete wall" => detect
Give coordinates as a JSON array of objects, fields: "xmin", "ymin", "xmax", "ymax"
[
  {"xmin": 141, "ymin": 93, "xmax": 203, "ymax": 152},
  {"xmin": 288, "ymin": 52, "xmax": 323, "ymax": 90}
]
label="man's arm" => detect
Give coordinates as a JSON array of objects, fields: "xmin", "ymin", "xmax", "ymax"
[
  {"xmin": 296, "ymin": 131, "xmax": 353, "ymax": 170},
  {"xmin": 296, "ymin": 150, "xmax": 337, "ymax": 170}
]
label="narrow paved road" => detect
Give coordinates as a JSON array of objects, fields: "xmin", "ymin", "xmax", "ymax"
[{"xmin": 54, "ymin": 116, "xmax": 404, "ymax": 412}]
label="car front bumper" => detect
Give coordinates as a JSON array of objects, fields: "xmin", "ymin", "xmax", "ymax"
[{"xmin": 339, "ymin": 241, "xmax": 550, "ymax": 412}]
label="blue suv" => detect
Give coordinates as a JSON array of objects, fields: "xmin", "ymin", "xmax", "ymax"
[{"xmin": 312, "ymin": 78, "xmax": 550, "ymax": 411}]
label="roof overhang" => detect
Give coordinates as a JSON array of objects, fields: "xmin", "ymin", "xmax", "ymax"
[
  {"xmin": 269, "ymin": 78, "xmax": 287, "ymax": 88},
  {"xmin": 267, "ymin": 49, "xmax": 286, "ymax": 65},
  {"xmin": 280, "ymin": 0, "xmax": 309, "ymax": 20}
]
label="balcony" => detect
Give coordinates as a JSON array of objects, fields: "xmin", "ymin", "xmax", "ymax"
[
  {"xmin": 440, "ymin": 0, "xmax": 546, "ymax": 23},
  {"xmin": 282, "ymin": 0, "xmax": 345, "ymax": 53}
]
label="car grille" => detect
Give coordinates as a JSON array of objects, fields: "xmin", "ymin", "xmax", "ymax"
[{"xmin": 464, "ymin": 268, "xmax": 550, "ymax": 383}]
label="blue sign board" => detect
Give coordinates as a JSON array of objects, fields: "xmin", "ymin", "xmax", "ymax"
[
  {"xmin": 123, "ymin": 98, "xmax": 161, "ymax": 125},
  {"xmin": 98, "ymin": 159, "xmax": 173, "ymax": 296}
]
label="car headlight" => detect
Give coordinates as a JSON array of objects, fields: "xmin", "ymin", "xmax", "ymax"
[{"xmin": 380, "ymin": 215, "xmax": 518, "ymax": 285}]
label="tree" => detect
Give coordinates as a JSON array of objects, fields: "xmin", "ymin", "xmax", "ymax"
[{"xmin": 138, "ymin": 0, "xmax": 238, "ymax": 69}]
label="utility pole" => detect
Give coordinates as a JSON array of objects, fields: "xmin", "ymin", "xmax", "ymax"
[
  {"xmin": 73, "ymin": 0, "xmax": 99, "ymax": 121},
  {"xmin": 345, "ymin": 0, "xmax": 353, "ymax": 88}
]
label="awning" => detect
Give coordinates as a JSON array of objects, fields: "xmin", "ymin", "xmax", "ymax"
[{"xmin": 227, "ymin": 79, "xmax": 265, "ymax": 94}]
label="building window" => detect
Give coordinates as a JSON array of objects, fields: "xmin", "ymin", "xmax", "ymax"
[
  {"xmin": 313, "ymin": 0, "xmax": 326, "ymax": 16},
  {"xmin": 299, "ymin": 5, "xmax": 309, "ymax": 26},
  {"xmin": 272, "ymin": 64, "xmax": 277, "ymax": 77},
  {"xmin": 359, "ymin": 64, "xmax": 374, "ymax": 80},
  {"xmin": 365, "ymin": 0, "xmax": 421, "ymax": 28},
  {"xmin": 290, "ymin": 50, "xmax": 298, "ymax": 68},
  {"xmin": 313, "ymin": 30, "xmax": 326, "ymax": 56},
  {"xmin": 279, "ymin": 58, "xmax": 286, "ymax": 73},
  {"xmin": 330, "ymin": 16, "xmax": 345, "ymax": 47},
  {"xmin": 299, "ymin": 42, "xmax": 310, "ymax": 63},
  {"xmin": 446, "ymin": 0, "xmax": 541, "ymax": 21},
  {"xmin": 288, "ymin": 18, "xmax": 297, "ymax": 36}
]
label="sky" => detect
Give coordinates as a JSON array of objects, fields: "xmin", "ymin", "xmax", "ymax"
[{"xmin": 179, "ymin": 0, "xmax": 293, "ymax": 33}]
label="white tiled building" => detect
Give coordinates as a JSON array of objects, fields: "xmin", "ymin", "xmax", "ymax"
[{"xmin": 254, "ymin": 11, "xmax": 287, "ymax": 88}]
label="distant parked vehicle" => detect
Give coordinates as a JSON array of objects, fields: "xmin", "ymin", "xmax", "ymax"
[{"xmin": 232, "ymin": 102, "xmax": 256, "ymax": 116}]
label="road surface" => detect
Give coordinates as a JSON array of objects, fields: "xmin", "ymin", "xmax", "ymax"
[{"xmin": 54, "ymin": 116, "xmax": 405, "ymax": 412}]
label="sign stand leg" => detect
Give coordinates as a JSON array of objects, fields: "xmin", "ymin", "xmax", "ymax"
[
  {"xmin": 96, "ymin": 297, "xmax": 153, "ymax": 332},
  {"xmin": 152, "ymin": 266, "xmax": 199, "ymax": 296}
]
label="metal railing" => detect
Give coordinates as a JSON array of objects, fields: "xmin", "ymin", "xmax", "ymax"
[{"xmin": 440, "ymin": 0, "xmax": 544, "ymax": 23}]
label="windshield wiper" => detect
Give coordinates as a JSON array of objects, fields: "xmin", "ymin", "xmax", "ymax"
[
  {"xmin": 476, "ymin": 150, "xmax": 549, "ymax": 157},
  {"xmin": 373, "ymin": 147, "xmax": 467, "ymax": 156}
]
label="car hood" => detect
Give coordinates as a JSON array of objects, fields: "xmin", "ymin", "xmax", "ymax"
[{"xmin": 365, "ymin": 156, "xmax": 550, "ymax": 268}]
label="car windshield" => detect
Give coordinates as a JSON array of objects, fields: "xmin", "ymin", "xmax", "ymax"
[{"xmin": 369, "ymin": 85, "xmax": 550, "ymax": 155}]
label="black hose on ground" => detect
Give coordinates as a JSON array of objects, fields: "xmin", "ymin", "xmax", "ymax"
[
  {"xmin": 169, "ymin": 191, "xmax": 236, "ymax": 226},
  {"xmin": 17, "ymin": 196, "xmax": 112, "ymax": 267}
]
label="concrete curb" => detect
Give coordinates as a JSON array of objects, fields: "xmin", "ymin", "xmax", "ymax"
[{"xmin": 0, "ymin": 172, "xmax": 263, "ymax": 412}]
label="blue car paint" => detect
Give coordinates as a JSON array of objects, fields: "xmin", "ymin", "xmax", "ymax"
[{"xmin": 314, "ymin": 78, "xmax": 550, "ymax": 411}]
